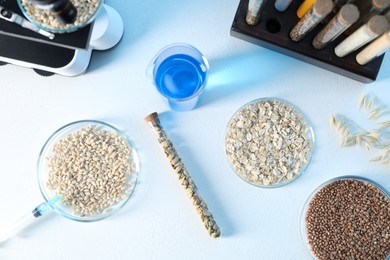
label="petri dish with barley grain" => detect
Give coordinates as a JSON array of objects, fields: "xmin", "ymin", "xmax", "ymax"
[
  {"xmin": 37, "ymin": 120, "xmax": 139, "ymax": 222},
  {"xmin": 225, "ymin": 97, "xmax": 314, "ymax": 188},
  {"xmin": 300, "ymin": 176, "xmax": 390, "ymax": 259}
]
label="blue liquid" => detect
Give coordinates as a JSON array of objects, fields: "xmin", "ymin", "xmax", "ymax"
[{"xmin": 155, "ymin": 54, "xmax": 207, "ymax": 99}]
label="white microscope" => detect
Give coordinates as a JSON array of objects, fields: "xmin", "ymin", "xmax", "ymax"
[{"xmin": 0, "ymin": 0, "xmax": 123, "ymax": 76}]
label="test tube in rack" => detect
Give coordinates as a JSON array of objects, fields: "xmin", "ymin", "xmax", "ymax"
[
  {"xmin": 246, "ymin": 0, "xmax": 268, "ymax": 25},
  {"xmin": 335, "ymin": 15, "xmax": 388, "ymax": 57},
  {"xmin": 356, "ymin": 30, "xmax": 390, "ymax": 65},
  {"xmin": 346, "ymin": 0, "xmax": 390, "ymax": 34},
  {"xmin": 312, "ymin": 4, "xmax": 360, "ymax": 49},
  {"xmin": 290, "ymin": 0, "xmax": 334, "ymax": 42}
]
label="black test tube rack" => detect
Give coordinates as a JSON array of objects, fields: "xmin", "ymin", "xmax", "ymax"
[{"xmin": 230, "ymin": 0, "xmax": 386, "ymax": 83}]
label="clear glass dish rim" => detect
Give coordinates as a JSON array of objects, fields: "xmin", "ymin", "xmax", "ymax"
[
  {"xmin": 224, "ymin": 97, "xmax": 316, "ymax": 188},
  {"xmin": 16, "ymin": 0, "xmax": 103, "ymax": 33},
  {"xmin": 37, "ymin": 119, "xmax": 139, "ymax": 222},
  {"xmin": 299, "ymin": 175, "xmax": 390, "ymax": 259}
]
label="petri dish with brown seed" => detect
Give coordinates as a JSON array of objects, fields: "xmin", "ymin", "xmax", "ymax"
[
  {"xmin": 225, "ymin": 98, "xmax": 315, "ymax": 188},
  {"xmin": 300, "ymin": 176, "xmax": 390, "ymax": 259},
  {"xmin": 37, "ymin": 120, "xmax": 139, "ymax": 222}
]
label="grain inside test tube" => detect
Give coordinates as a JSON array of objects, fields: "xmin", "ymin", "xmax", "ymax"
[
  {"xmin": 246, "ymin": 0, "xmax": 267, "ymax": 25},
  {"xmin": 335, "ymin": 15, "xmax": 388, "ymax": 57},
  {"xmin": 290, "ymin": 0, "xmax": 334, "ymax": 42},
  {"xmin": 144, "ymin": 112, "xmax": 221, "ymax": 238},
  {"xmin": 356, "ymin": 30, "xmax": 390, "ymax": 65},
  {"xmin": 312, "ymin": 4, "xmax": 360, "ymax": 49}
]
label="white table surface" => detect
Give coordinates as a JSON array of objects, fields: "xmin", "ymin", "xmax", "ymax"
[{"xmin": 0, "ymin": 0, "xmax": 389, "ymax": 259}]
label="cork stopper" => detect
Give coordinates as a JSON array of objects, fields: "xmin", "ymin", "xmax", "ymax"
[
  {"xmin": 339, "ymin": 4, "xmax": 360, "ymax": 25},
  {"xmin": 313, "ymin": 0, "xmax": 334, "ymax": 16},
  {"xmin": 367, "ymin": 15, "xmax": 389, "ymax": 35},
  {"xmin": 373, "ymin": 0, "xmax": 390, "ymax": 9},
  {"xmin": 144, "ymin": 112, "xmax": 160, "ymax": 125}
]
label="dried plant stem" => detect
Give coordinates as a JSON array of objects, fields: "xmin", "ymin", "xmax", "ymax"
[
  {"xmin": 370, "ymin": 148, "xmax": 390, "ymax": 163},
  {"xmin": 378, "ymin": 121, "xmax": 390, "ymax": 131},
  {"xmin": 361, "ymin": 95, "xmax": 390, "ymax": 136},
  {"xmin": 145, "ymin": 112, "xmax": 221, "ymax": 238},
  {"xmin": 330, "ymin": 114, "xmax": 369, "ymax": 147},
  {"xmin": 330, "ymin": 112, "xmax": 390, "ymax": 164}
]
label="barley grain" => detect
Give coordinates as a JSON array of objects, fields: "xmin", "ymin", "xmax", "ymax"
[{"xmin": 46, "ymin": 125, "xmax": 136, "ymax": 217}]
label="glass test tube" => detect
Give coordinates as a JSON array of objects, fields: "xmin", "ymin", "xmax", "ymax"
[
  {"xmin": 347, "ymin": 0, "xmax": 390, "ymax": 34},
  {"xmin": 290, "ymin": 0, "xmax": 334, "ymax": 42},
  {"xmin": 335, "ymin": 15, "xmax": 388, "ymax": 57},
  {"xmin": 356, "ymin": 30, "xmax": 390, "ymax": 65},
  {"xmin": 385, "ymin": 9, "xmax": 390, "ymax": 22},
  {"xmin": 312, "ymin": 4, "xmax": 360, "ymax": 49},
  {"xmin": 297, "ymin": 0, "xmax": 316, "ymax": 18},
  {"xmin": 246, "ymin": 0, "xmax": 267, "ymax": 25},
  {"xmin": 334, "ymin": 0, "xmax": 353, "ymax": 9},
  {"xmin": 144, "ymin": 112, "xmax": 221, "ymax": 238},
  {"xmin": 275, "ymin": 0, "xmax": 293, "ymax": 12},
  {"xmin": 322, "ymin": 0, "xmax": 354, "ymax": 24}
]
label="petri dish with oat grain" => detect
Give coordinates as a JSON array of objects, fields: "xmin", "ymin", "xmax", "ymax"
[
  {"xmin": 225, "ymin": 97, "xmax": 314, "ymax": 188},
  {"xmin": 300, "ymin": 176, "xmax": 390, "ymax": 259},
  {"xmin": 37, "ymin": 120, "xmax": 139, "ymax": 222},
  {"xmin": 17, "ymin": 0, "xmax": 103, "ymax": 33}
]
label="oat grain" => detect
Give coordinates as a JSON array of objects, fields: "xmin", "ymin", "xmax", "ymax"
[{"xmin": 225, "ymin": 99, "xmax": 313, "ymax": 186}]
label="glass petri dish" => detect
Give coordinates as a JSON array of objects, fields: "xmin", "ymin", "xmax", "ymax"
[
  {"xmin": 17, "ymin": 0, "xmax": 103, "ymax": 33},
  {"xmin": 300, "ymin": 176, "xmax": 390, "ymax": 259},
  {"xmin": 225, "ymin": 97, "xmax": 315, "ymax": 188},
  {"xmin": 37, "ymin": 120, "xmax": 139, "ymax": 222}
]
